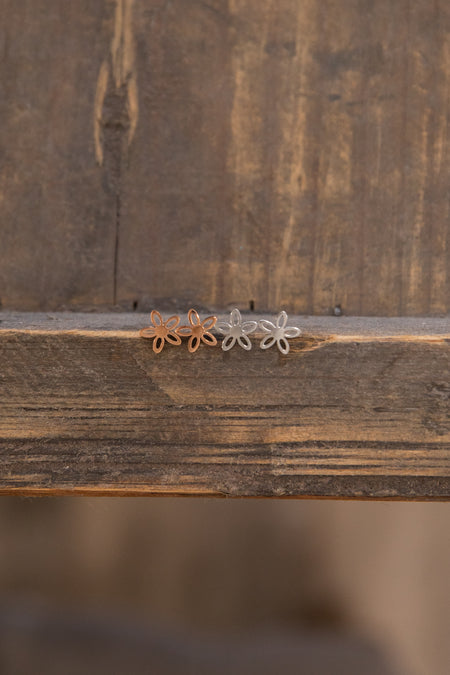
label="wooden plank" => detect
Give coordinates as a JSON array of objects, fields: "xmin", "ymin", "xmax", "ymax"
[
  {"xmin": 119, "ymin": 0, "xmax": 450, "ymax": 316},
  {"xmin": 0, "ymin": 1, "xmax": 117, "ymax": 309},
  {"xmin": 0, "ymin": 1, "xmax": 449, "ymax": 316},
  {"xmin": 0, "ymin": 312, "xmax": 448, "ymax": 499}
]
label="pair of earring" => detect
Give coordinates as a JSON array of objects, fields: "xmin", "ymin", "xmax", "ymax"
[
  {"xmin": 140, "ymin": 309, "xmax": 217, "ymax": 353},
  {"xmin": 140, "ymin": 308, "xmax": 301, "ymax": 355},
  {"xmin": 217, "ymin": 308, "xmax": 300, "ymax": 354}
]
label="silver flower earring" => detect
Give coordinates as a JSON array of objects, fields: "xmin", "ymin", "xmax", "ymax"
[
  {"xmin": 259, "ymin": 311, "xmax": 301, "ymax": 354},
  {"xmin": 217, "ymin": 308, "xmax": 258, "ymax": 351}
]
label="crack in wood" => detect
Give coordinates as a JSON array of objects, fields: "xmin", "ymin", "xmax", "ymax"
[{"xmin": 94, "ymin": 0, "xmax": 138, "ymax": 306}]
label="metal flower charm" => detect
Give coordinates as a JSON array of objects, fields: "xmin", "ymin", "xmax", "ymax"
[
  {"xmin": 140, "ymin": 310, "xmax": 182, "ymax": 353},
  {"xmin": 216, "ymin": 308, "xmax": 257, "ymax": 351},
  {"xmin": 177, "ymin": 309, "xmax": 217, "ymax": 353},
  {"xmin": 259, "ymin": 311, "xmax": 301, "ymax": 354}
]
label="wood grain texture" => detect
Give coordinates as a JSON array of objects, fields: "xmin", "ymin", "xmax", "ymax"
[
  {"xmin": 0, "ymin": 312, "xmax": 448, "ymax": 498},
  {"xmin": 120, "ymin": 0, "xmax": 450, "ymax": 316},
  {"xmin": 0, "ymin": 1, "xmax": 449, "ymax": 315},
  {"xmin": 0, "ymin": 0, "xmax": 119, "ymax": 309}
]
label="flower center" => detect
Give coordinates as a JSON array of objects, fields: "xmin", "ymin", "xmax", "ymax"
[{"xmin": 154, "ymin": 325, "xmax": 168, "ymax": 337}]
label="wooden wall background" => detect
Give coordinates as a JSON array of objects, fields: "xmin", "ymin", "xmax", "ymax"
[{"xmin": 1, "ymin": 0, "xmax": 449, "ymax": 315}]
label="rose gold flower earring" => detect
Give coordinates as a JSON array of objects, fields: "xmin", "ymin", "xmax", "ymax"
[
  {"xmin": 139, "ymin": 310, "xmax": 182, "ymax": 353},
  {"xmin": 176, "ymin": 309, "xmax": 217, "ymax": 353}
]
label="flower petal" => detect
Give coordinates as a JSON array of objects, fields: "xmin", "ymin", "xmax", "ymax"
[
  {"xmin": 139, "ymin": 327, "xmax": 156, "ymax": 338},
  {"xmin": 222, "ymin": 335, "xmax": 236, "ymax": 351},
  {"xmin": 259, "ymin": 320, "xmax": 276, "ymax": 333},
  {"xmin": 188, "ymin": 309, "xmax": 201, "ymax": 327},
  {"xmin": 153, "ymin": 336, "xmax": 165, "ymax": 353},
  {"xmin": 230, "ymin": 308, "xmax": 241, "ymax": 326},
  {"xmin": 201, "ymin": 315, "xmax": 217, "ymax": 331},
  {"xmin": 165, "ymin": 332, "xmax": 182, "ymax": 346},
  {"xmin": 260, "ymin": 335, "xmax": 276, "ymax": 350},
  {"xmin": 276, "ymin": 311, "xmax": 288, "ymax": 328},
  {"xmin": 241, "ymin": 321, "xmax": 257, "ymax": 334},
  {"xmin": 237, "ymin": 335, "xmax": 252, "ymax": 351},
  {"xmin": 216, "ymin": 322, "xmax": 231, "ymax": 335},
  {"xmin": 188, "ymin": 335, "xmax": 200, "ymax": 353},
  {"xmin": 201, "ymin": 332, "xmax": 217, "ymax": 346},
  {"xmin": 176, "ymin": 325, "xmax": 192, "ymax": 337},
  {"xmin": 277, "ymin": 337, "xmax": 290, "ymax": 354},
  {"xmin": 151, "ymin": 309, "xmax": 163, "ymax": 326},
  {"xmin": 284, "ymin": 327, "xmax": 300, "ymax": 339},
  {"xmin": 165, "ymin": 315, "xmax": 180, "ymax": 330}
]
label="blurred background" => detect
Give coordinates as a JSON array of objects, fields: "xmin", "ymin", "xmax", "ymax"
[{"xmin": 0, "ymin": 498, "xmax": 448, "ymax": 674}]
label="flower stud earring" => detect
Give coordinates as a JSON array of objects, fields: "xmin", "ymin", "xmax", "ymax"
[
  {"xmin": 140, "ymin": 310, "xmax": 182, "ymax": 353},
  {"xmin": 259, "ymin": 311, "xmax": 301, "ymax": 354},
  {"xmin": 176, "ymin": 309, "xmax": 217, "ymax": 353},
  {"xmin": 216, "ymin": 308, "xmax": 257, "ymax": 351}
]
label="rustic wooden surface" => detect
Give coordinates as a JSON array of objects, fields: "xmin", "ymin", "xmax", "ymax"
[
  {"xmin": 0, "ymin": 312, "xmax": 448, "ymax": 499},
  {"xmin": 0, "ymin": 1, "xmax": 117, "ymax": 309},
  {"xmin": 0, "ymin": 0, "xmax": 449, "ymax": 316}
]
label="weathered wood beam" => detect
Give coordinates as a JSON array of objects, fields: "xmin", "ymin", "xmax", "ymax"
[
  {"xmin": 0, "ymin": 313, "xmax": 449, "ymax": 499},
  {"xmin": 2, "ymin": 2, "xmax": 450, "ymax": 317}
]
